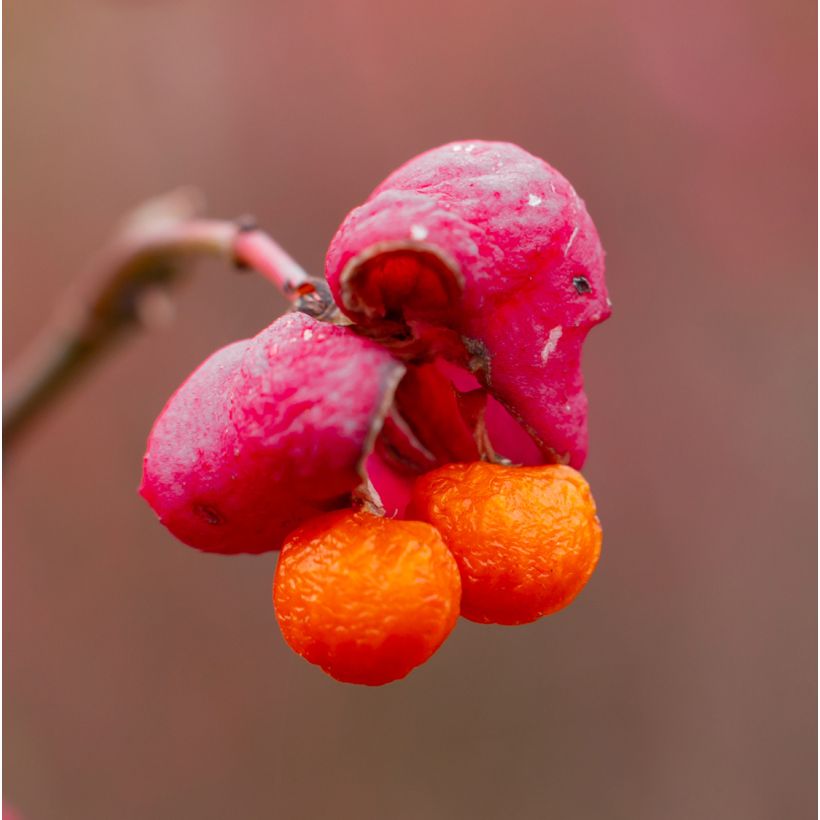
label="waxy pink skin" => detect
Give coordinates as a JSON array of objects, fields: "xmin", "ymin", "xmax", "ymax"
[
  {"xmin": 140, "ymin": 312, "xmax": 404, "ymax": 553},
  {"xmin": 325, "ymin": 141, "xmax": 611, "ymax": 468}
]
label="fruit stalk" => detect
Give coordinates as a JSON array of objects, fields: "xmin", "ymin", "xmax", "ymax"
[{"xmin": 3, "ymin": 188, "xmax": 319, "ymax": 451}]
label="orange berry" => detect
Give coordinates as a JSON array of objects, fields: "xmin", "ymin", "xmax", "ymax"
[
  {"xmin": 273, "ymin": 509, "xmax": 461, "ymax": 685},
  {"xmin": 410, "ymin": 462, "xmax": 602, "ymax": 625}
]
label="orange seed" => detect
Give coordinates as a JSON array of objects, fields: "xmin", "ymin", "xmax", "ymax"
[
  {"xmin": 410, "ymin": 462, "xmax": 602, "ymax": 625},
  {"xmin": 273, "ymin": 509, "xmax": 461, "ymax": 685}
]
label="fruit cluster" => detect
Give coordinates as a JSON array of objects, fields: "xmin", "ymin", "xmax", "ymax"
[{"xmin": 141, "ymin": 141, "xmax": 610, "ymax": 685}]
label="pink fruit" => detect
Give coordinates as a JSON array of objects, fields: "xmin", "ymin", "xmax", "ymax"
[
  {"xmin": 140, "ymin": 312, "xmax": 404, "ymax": 553},
  {"xmin": 325, "ymin": 140, "xmax": 611, "ymax": 468},
  {"xmin": 141, "ymin": 140, "xmax": 611, "ymax": 551}
]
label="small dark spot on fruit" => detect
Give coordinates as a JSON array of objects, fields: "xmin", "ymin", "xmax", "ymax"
[
  {"xmin": 573, "ymin": 276, "xmax": 591, "ymax": 294},
  {"xmin": 194, "ymin": 503, "xmax": 224, "ymax": 526}
]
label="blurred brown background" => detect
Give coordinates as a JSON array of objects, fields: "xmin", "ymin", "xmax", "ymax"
[{"xmin": 4, "ymin": 1, "xmax": 817, "ymax": 818}]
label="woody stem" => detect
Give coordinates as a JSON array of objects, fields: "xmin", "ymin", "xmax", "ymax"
[{"xmin": 3, "ymin": 188, "xmax": 330, "ymax": 452}]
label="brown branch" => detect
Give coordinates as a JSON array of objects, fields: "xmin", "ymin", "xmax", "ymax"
[{"xmin": 3, "ymin": 188, "xmax": 335, "ymax": 452}]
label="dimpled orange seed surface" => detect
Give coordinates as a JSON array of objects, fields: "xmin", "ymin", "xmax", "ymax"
[
  {"xmin": 411, "ymin": 462, "xmax": 602, "ymax": 625},
  {"xmin": 273, "ymin": 510, "xmax": 461, "ymax": 685}
]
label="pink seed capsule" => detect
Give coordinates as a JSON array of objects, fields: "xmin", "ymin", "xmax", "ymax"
[
  {"xmin": 140, "ymin": 312, "xmax": 404, "ymax": 553},
  {"xmin": 325, "ymin": 140, "xmax": 611, "ymax": 468}
]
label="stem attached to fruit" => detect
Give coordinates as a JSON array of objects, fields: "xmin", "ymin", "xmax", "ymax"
[{"xmin": 3, "ymin": 188, "xmax": 327, "ymax": 452}]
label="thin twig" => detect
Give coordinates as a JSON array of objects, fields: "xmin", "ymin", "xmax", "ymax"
[{"xmin": 3, "ymin": 188, "xmax": 334, "ymax": 451}]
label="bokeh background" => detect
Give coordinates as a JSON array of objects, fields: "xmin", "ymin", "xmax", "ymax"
[{"xmin": 4, "ymin": 1, "xmax": 817, "ymax": 818}]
